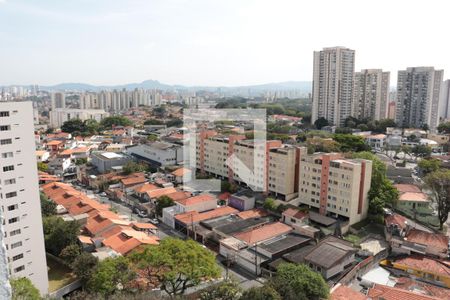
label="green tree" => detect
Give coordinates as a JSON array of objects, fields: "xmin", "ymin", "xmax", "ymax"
[
  {"xmin": 72, "ymin": 253, "xmax": 99, "ymax": 287},
  {"xmin": 37, "ymin": 162, "xmax": 48, "ymax": 172},
  {"xmin": 314, "ymin": 117, "xmax": 329, "ymax": 130},
  {"xmin": 100, "ymin": 116, "xmax": 132, "ymax": 129},
  {"xmin": 418, "ymin": 158, "xmax": 441, "ymax": 175},
  {"xmin": 87, "ymin": 256, "xmax": 135, "ymax": 296},
  {"xmin": 166, "ymin": 118, "xmax": 183, "ymax": 128},
  {"xmin": 437, "ymin": 122, "xmax": 450, "ymax": 134},
  {"xmin": 83, "ymin": 119, "xmax": 100, "ymax": 135},
  {"xmin": 155, "ymin": 195, "xmax": 175, "ymax": 217},
  {"xmin": 75, "ymin": 158, "xmax": 88, "ymax": 165},
  {"xmin": 425, "ymin": 169, "xmax": 450, "ymax": 230},
  {"xmin": 61, "ymin": 118, "xmax": 85, "ymax": 133},
  {"xmin": 10, "ymin": 277, "xmax": 41, "ymax": 300},
  {"xmin": 43, "ymin": 216, "xmax": 80, "ymax": 257},
  {"xmin": 352, "ymin": 152, "xmax": 399, "ymax": 214},
  {"xmin": 200, "ymin": 279, "xmax": 242, "ymax": 300},
  {"xmin": 270, "ymin": 263, "xmax": 329, "ymax": 300},
  {"xmin": 241, "ymin": 286, "xmax": 281, "ymax": 300},
  {"xmin": 333, "ymin": 134, "xmax": 370, "ymax": 152},
  {"xmin": 60, "ymin": 244, "xmax": 82, "ymax": 265},
  {"xmin": 130, "ymin": 238, "xmax": 221, "ymax": 296},
  {"xmin": 263, "ymin": 197, "xmax": 277, "ymax": 211},
  {"xmin": 122, "ymin": 161, "xmax": 147, "ymax": 175},
  {"xmin": 147, "ymin": 134, "xmax": 158, "ymax": 142},
  {"xmin": 144, "ymin": 118, "xmax": 164, "ymax": 125},
  {"xmin": 412, "ymin": 144, "xmax": 432, "ymax": 158},
  {"xmin": 40, "ymin": 192, "xmax": 56, "ymax": 217}
]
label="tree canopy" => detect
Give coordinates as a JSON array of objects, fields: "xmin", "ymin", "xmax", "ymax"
[
  {"xmin": 37, "ymin": 162, "xmax": 48, "ymax": 172},
  {"xmin": 333, "ymin": 134, "xmax": 370, "ymax": 152},
  {"xmin": 72, "ymin": 253, "xmax": 99, "ymax": 287},
  {"xmin": 40, "ymin": 192, "xmax": 56, "ymax": 217},
  {"xmin": 100, "ymin": 116, "xmax": 133, "ymax": 129},
  {"xmin": 200, "ymin": 279, "xmax": 242, "ymax": 300},
  {"xmin": 314, "ymin": 117, "xmax": 329, "ymax": 130},
  {"xmin": 437, "ymin": 122, "xmax": 450, "ymax": 134},
  {"xmin": 130, "ymin": 238, "xmax": 221, "ymax": 296},
  {"xmin": 155, "ymin": 195, "xmax": 174, "ymax": 217},
  {"xmin": 43, "ymin": 216, "xmax": 80, "ymax": 257},
  {"xmin": 241, "ymin": 286, "xmax": 281, "ymax": 300},
  {"xmin": 269, "ymin": 263, "xmax": 329, "ymax": 300},
  {"xmin": 425, "ymin": 169, "xmax": 450, "ymax": 230},
  {"xmin": 11, "ymin": 277, "xmax": 40, "ymax": 300},
  {"xmin": 352, "ymin": 152, "xmax": 399, "ymax": 214},
  {"xmin": 418, "ymin": 158, "xmax": 441, "ymax": 175},
  {"xmin": 87, "ymin": 256, "xmax": 135, "ymax": 296},
  {"xmin": 122, "ymin": 161, "xmax": 147, "ymax": 175}
]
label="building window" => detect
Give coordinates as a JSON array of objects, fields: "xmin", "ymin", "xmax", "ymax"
[
  {"xmin": 11, "ymin": 241, "xmax": 22, "ymax": 249},
  {"xmin": 12, "ymin": 253, "xmax": 23, "ymax": 261},
  {"xmin": 13, "ymin": 265, "xmax": 25, "ymax": 273},
  {"xmin": 8, "ymin": 217, "xmax": 19, "ymax": 224},
  {"xmin": 2, "ymin": 152, "xmax": 13, "ymax": 158},
  {"xmin": 0, "ymin": 111, "xmax": 10, "ymax": 117},
  {"xmin": 0, "ymin": 125, "xmax": 11, "ymax": 131},
  {"xmin": 0, "ymin": 139, "xmax": 12, "ymax": 145},
  {"xmin": 7, "ymin": 204, "xmax": 18, "ymax": 211},
  {"xmin": 3, "ymin": 165, "xmax": 14, "ymax": 172},
  {"xmin": 10, "ymin": 229, "xmax": 21, "ymax": 236},
  {"xmin": 5, "ymin": 191, "xmax": 17, "ymax": 199},
  {"xmin": 4, "ymin": 178, "xmax": 16, "ymax": 185}
]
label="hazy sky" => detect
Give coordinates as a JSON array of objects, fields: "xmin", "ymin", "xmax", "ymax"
[{"xmin": 0, "ymin": 0, "xmax": 449, "ymax": 86}]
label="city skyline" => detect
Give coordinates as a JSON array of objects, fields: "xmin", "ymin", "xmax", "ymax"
[{"xmin": 1, "ymin": 0, "xmax": 449, "ymax": 86}]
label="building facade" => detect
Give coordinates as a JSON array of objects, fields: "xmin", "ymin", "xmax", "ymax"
[
  {"xmin": 51, "ymin": 92, "xmax": 65, "ymax": 110},
  {"xmin": 312, "ymin": 47, "xmax": 355, "ymax": 127},
  {"xmin": 352, "ymin": 69, "xmax": 390, "ymax": 121},
  {"xmin": 439, "ymin": 79, "xmax": 450, "ymax": 120},
  {"xmin": 297, "ymin": 152, "xmax": 372, "ymax": 225},
  {"xmin": 49, "ymin": 108, "xmax": 109, "ymax": 128},
  {"xmin": 196, "ymin": 134, "xmax": 300, "ymax": 200},
  {"xmin": 0, "ymin": 101, "xmax": 49, "ymax": 294},
  {"xmin": 395, "ymin": 67, "xmax": 444, "ymax": 131}
]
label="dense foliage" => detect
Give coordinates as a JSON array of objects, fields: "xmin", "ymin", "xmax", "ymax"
[
  {"xmin": 10, "ymin": 277, "xmax": 41, "ymax": 300},
  {"xmin": 425, "ymin": 169, "xmax": 450, "ymax": 230},
  {"xmin": 155, "ymin": 195, "xmax": 174, "ymax": 216},
  {"xmin": 43, "ymin": 216, "xmax": 80, "ymax": 257}
]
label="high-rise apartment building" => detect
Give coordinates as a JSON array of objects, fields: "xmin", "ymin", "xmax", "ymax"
[
  {"xmin": 51, "ymin": 92, "xmax": 65, "ymax": 110},
  {"xmin": 0, "ymin": 101, "xmax": 49, "ymax": 294},
  {"xmin": 312, "ymin": 47, "xmax": 355, "ymax": 127},
  {"xmin": 352, "ymin": 69, "xmax": 390, "ymax": 121},
  {"xmin": 396, "ymin": 67, "xmax": 444, "ymax": 130},
  {"xmin": 49, "ymin": 108, "xmax": 109, "ymax": 128},
  {"xmin": 438, "ymin": 79, "xmax": 450, "ymax": 120},
  {"xmin": 297, "ymin": 152, "xmax": 372, "ymax": 226}
]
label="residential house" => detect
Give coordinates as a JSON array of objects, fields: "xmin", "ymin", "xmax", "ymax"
[
  {"xmin": 36, "ymin": 150, "xmax": 50, "ymax": 162},
  {"xmin": 394, "ymin": 184, "xmax": 432, "ymax": 216},
  {"xmin": 282, "ymin": 208, "xmax": 308, "ymax": 226}
]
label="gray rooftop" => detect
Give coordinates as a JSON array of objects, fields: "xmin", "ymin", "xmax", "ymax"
[
  {"xmin": 257, "ymin": 234, "xmax": 311, "ymax": 255},
  {"xmin": 213, "ymin": 216, "xmax": 272, "ymax": 235},
  {"xmin": 304, "ymin": 238, "xmax": 356, "ymax": 269}
]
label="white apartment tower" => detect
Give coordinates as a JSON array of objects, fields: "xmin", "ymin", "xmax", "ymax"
[
  {"xmin": 312, "ymin": 47, "xmax": 355, "ymax": 127},
  {"xmin": 438, "ymin": 79, "xmax": 450, "ymax": 120},
  {"xmin": 50, "ymin": 92, "xmax": 65, "ymax": 110},
  {"xmin": 352, "ymin": 69, "xmax": 390, "ymax": 121},
  {"xmin": 396, "ymin": 67, "xmax": 444, "ymax": 131},
  {"xmin": 0, "ymin": 101, "xmax": 49, "ymax": 294}
]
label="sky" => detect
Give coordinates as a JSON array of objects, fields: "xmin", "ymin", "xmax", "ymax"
[{"xmin": 0, "ymin": 0, "xmax": 449, "ymax": 86}]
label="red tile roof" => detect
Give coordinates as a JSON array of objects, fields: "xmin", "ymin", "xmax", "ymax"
[
  {"xmin": 368, "ymin": 284, "xmax": 439, "ymax": 300},
  {"xmin": 133, "ymin": 183, "xmax": 158, "ymax": 194},
  {"xmin": 121, "ymin": 174, "xmax": 146, "ymax": 186},
  {"xmin": 331, "ymin": 284, "xmax": 368, "ymax": 300},
  {"xmin": 146, "ymin": 187, "xmax": 178, "ymax": 199},
  {"xmin": 394, "ymin": 256, "xmax": 450, "ymax": 278},
  {"xmin": 175, "ymin": 206, "xmax": 238, "ymax": 224},
  {"xmin": 394, "ymin": 184, "xmax": 422, "ymax": 193},
  {"xmin": 233, "ymin": 222, "xmax": 292, "ymax": 244},
  {"xmin": 385, "ymin": 214, "xmax": 408, "ymax": 229},
  {"xmin": 406, "ymin": 229, "xmax": 449, "ymax": 253},
  {"xmin": 102, "ymin": 232, "xmax": 143, "ymax": 255},
  {"xmin": 166, "ymin": 191, "xmax": 191, "ymax": 201},
  {"xmin": 171, "ymin": 167, "xmax": 191, "ymax": 177},
  {"xmin": 399, "ymin": 192, "xmax": 429, "ymax": 202},
  {"xmin": 237, "ymin": 208, "xmax": 269, "ymax": 220},
  {"xmin": 283, "ymin": 208, "xmax": 308, "ymax": 219},
  {"xmin": 177, "ymin": 194, "xmax": 216, "ymax": 206}
]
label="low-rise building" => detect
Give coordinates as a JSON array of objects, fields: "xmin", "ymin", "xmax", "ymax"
[
  {"xmin": 394, "ymin": 184, "xmax": 432, "ymax": 216},
  {"xmin": 126, "ymin": 142, "xmax": 183, "ymax": 167},
  {"xmin": 297, "ymin": 152, "xmax": 372, "ymax": 226},
  {"xmin": 36, "ymin": 150, "xmax": 50, "ymax": 162},
  {"xmin": 91, "ymin": 151, "xmax": 131, "ymax": 173},
  {"xmin": 364, "ymin": 134, "xmax": 387, "ymax": 151}
]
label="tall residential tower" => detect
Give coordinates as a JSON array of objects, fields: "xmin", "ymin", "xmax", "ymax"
[
  {"xmin": 0, "ymin": 101, "xmax": 49, "ymax": 294},
  {"xmin": 352, "ymin": 69, "xmax": 390, "ymax": 121},
  {"xmin": 311, "ymin": 47, "xmax": 355, "ymax": 127},
  {"xmin": 395, "ymin": 67, "xmax": 443, "ymax": 130}
]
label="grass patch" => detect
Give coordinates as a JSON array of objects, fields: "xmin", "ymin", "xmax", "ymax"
[
  {"xmin": 47, "ymin": 255, "xmax": 77, "ymax": 292},
  {"xmin": 343, "ymin": 234, "xmax": 361, "ymax": 246}
]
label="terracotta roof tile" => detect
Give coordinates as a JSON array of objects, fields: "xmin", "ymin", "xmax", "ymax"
[
  {"xmin": 146, "ymin": 187, "xmax": 178, "ymax": 199},
  {"xmin": 368, "ymin": 283, "xmax": 439, "ymax": 300},
  {"xmin": 331, "ymin": 284, "xmax": 368, "ymax": 300},
  {"xmin": 394, "ymin": 256, "xmax": 450, "ymax": 278},
  {"xmin": 175, "ymin": 206, "xmax": 238, "ymax": 224},
  {"xmin": 233, "ymin": 222, "xmax": 292, "ymax": 244},
  {"xmin": 177, "ymin": 194, "xmax": 216, "ymax": 206},
  {"xmin": 237, "ymin": 208, "xmax": 269, "ymax": 219},
  {"xmin": 394, "ymin": 184, "xmax": 422, "ymax": 193}
]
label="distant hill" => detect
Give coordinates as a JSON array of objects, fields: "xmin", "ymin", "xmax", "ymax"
[{"xmin": 38, "ymin": 80, "xmax": 312, "ymax": 93}]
